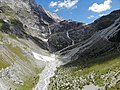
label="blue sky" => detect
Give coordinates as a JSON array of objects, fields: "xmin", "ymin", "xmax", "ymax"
[{"xmin": 35, "ymin": 0, "xmax": 120, "ymax": 24}]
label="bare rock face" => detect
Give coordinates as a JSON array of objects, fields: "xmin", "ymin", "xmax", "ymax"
[
  {"xmin": 0, "ymin": 0, "xmax": 62, "ymax": 38},
  {"xmin": 59, "ymin": 16, "xmax": 120, "ymax": 61},
  {"xmin": 0, "ymin": 0, "xmax": 88, "ymax": 52},
  {"xmin": 48, "ymin": 10, "xmax": 120, "ymax": 52},
  {"xmin": 0, "ymin": 0, "xmax": 62, "ymax": 50},
  {"xmin": 108, "ymin": 25, "xmax": 120, "ymax": 42},
  {"xmin": 49, "ymin": 20, "xmax": 85, "ymax": 34},
  {"xmin": 47, "ymin": 20, "xmax": 87, "ymax": 52},
  {"xmin": 48, "ymin": 32, "xmax": 72, "ymax": 52},
  {"xmin": 0, "ymin": 0, "xmax": 120, "ymax": 53},
  {"xmin": 88, "ymin": 10, "xmax": 120, "ymax": 34}
]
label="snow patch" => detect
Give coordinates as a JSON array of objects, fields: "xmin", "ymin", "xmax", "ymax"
[
  {"xmin": 32, "ymin": 52, "xmax": 55, "ymax": 62},
  {"xmin": 32, "ymin": 51, "xmax": 71, "ymax": 90}
]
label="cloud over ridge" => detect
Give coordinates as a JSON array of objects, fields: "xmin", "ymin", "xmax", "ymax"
[{"xmin": 89, "ymin": 0, "xmax": 112, "ymax": 13}]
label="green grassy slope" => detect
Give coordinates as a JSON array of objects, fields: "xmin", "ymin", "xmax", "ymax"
[{"xmin": 49, "ymin": 51, "xmax": 120, "ymax": 90}]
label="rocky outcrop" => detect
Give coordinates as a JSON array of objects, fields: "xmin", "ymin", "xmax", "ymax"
[
  {"xmin": 58, "ymin": 17, "xmax": 120, "ymax": 62},
  {"xmin": 48, "ymin": 10, "xmax": 120, "ymax": 52},
  {"xmin": 49, "ymin": 20, "xmax": 85, "ymax": 34},
  {"xmin": 0, "ymin": 0, "xmax": 62, "ymax": 38},
  {"xmin": 47, "ymin": 21, "xmax": 89, "ymax": 52},
  {"xmin": 48, "ymin": 32, "xmax": 72, "ymax": 52},
  {"xmin": 0, "ymin": 19, "xmax": 28, "ymax": 38},
  {"xmin": 88, "ymin": 10, "xmax": 120, "ymax": 34},
  {"xmin": 108, "ymin": 26, "xmax": 120, "ymax": 42}
]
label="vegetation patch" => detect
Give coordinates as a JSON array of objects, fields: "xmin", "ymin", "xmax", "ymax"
[
  {"xmin": 17, "ymin": 75, "xmax": 39, "ymax": 90},
  {"xmin": 0, "ymin": 32, "xmax": 4, "ymax": 39},
  {"xmin": 0, "ymin": 55, "xmax": 10, "ymax": 70},
  {"xmin": 9, "ymin": 34, "xmax": 17, "ymax": 40},
  {"xmin": 17, "ymin": 68, "xmax": 43, "ymax": 90},
  {"xmin": 6, "ymin": 44, "xmax": 28, "ymax": 61}
]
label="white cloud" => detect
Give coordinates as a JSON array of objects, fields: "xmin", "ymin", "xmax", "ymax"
[
  {"xmin": 50, "ymin": 1, "xmax": 58, "ymax": 7},
  {"xmin": 49, "ymin": 0, "xmax": 79, "ymax": 9},
  {"xmin": 89, "ymin": 0, "xmax": 112, "ymax": 13},
  {"xmin": 54, "ymin": 9, "xmax": 59, "ymax": 12},
  {"xmin": 99, "ymin": 13, "xmax": 107, "ymax": 17},
  {"xmin": 87, "ymin": 15, "xmax": 95, "ymax": 19}
]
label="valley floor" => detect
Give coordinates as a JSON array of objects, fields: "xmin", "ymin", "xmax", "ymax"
[{"xmin": 48, "ymin": 51, "xmax": 120, "ymax": 90}]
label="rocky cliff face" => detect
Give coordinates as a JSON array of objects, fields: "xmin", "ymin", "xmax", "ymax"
[
  {"xmin": 0, "ymin": 0, "xmax": 62, "ymax": 89},
  {"xmin": 57, "ymin": 10, "xmax": 120, "ymax": 59},
  {"xmin": 48, "ymin": 10, "xmax": 120, "ymax": 52},
  {"xmin": 0, "ymin": 0, "xmax": 90, "ymax": 52},
  {"xmin": 0, "ymin": 0, "xmax": 62, "ymax": 38}
]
